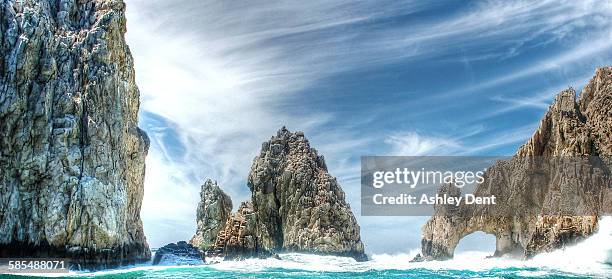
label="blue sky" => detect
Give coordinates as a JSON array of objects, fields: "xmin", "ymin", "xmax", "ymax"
[{"xmin": 124, "ymin": 0, "xmax": 612, "ymax": 254}]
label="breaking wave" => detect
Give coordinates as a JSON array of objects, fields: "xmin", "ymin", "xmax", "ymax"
[{"xmin": 18, "ymin": 217, "xmax": 612, "ymax": 278}]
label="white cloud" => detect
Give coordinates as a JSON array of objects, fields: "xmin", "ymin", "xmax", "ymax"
[
  {"xmin": 385, "ymin": 132, "xmax": 461, "ymax": 156},
  {"xmin": 123, "ymin": 0, "xmax": 612, "ymax": 250},
  {"xmin": 483, "ymin": 74, "xmax": 594, "ymax": 119}
]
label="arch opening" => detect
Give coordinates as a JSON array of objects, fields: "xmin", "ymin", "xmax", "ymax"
[{"xmin": 454, "ymin": 231, "xmax": 496, "ymax": 258}]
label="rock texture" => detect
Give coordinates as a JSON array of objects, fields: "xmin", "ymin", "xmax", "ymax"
[
  {"xmin": 152, "ymin": 241, "xmax": 204, "ymax": 265},
  {"xmin": 417, "ymin": 67, "xmax": 612, "ymax": 261},
  {"xmin": 201, "ymin": 128, "xmax": 366, "ymax": 261},
  {"xmin": 207, "ymin": 201, "xmax": 267, "ymax": 260},
  {"xmin": 189, "ymin": 179, "xmax": 232, "ymax": 251},
  {"xmin": 248, "ymin": 128, "xmax": 366, "ymax": 260},
  {"xmin": 0, "ymin": 0, "xmax": 150, "ymax": 268}
]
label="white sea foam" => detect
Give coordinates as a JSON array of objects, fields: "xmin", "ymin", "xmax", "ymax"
[
  {"xmin": 211, "ymin": 217, "xmax": 612, "ymax": 276},
  {"xmin": 30, "ymin": 217, "xmax": 612, "ymax": 277}
]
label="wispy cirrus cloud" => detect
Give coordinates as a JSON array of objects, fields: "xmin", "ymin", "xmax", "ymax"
[
  {"xmin": 385, "ymin": 132, "xmax": 461, "ymax": 156},
  {"xmin": 125, "ymin": 0, "xmax": 612, "ymax": 251}
]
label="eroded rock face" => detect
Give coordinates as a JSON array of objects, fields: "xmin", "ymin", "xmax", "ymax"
[
  {"xmin": 189, "ymin": 179, "xmax": 233, "ymax": 251},
  {"xmin": 207, "ymin": 201, "xmax": 268, "ymax": 260},
  {"xmin": 202, "ymin": 128, "xmax": 366, "ymax": 261},
  {"xmin": 418, "ymin": 67, "xmax": 612, "ymax": 261},
  {"xmin": 0, "ymin": 0, "xmax": 150, "ymax": 268},
  {"xmin": 247, "ymin": 128, "xmax": 366, "ymax": 261}
]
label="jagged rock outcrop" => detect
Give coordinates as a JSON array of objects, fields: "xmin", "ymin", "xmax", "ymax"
[
  {"xmin": 207, "ymin": 201, "xmax": 269, "ymax": 260},
  {"xmin": 417, "ymin": 67, "xmax": 612, "ymax": 261},
  {"xmin": 0, "ymin": 0, "xmax": 150, "ymax": 268},
  {"xmin": 189, "ymin": 179, "xmax": 233, "ymax": 251},
  {"xmin": 249, "ymin": 128, "xmax": 366, "ymax": 260},
  {"xmin": 203, "ymin": 128, "xmax": 367, "ymax": 261},
  {"xmin": 152, "ymin": 241, "xmax": 204, "ymax": 266}
]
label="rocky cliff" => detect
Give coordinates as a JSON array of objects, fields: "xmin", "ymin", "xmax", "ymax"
[
  {"xmin": 189, "ymin": 179, "xmax": 233, "ymax": 251},
  {"xmin": 201, "ymin": 128, "xmax": 367, "ymax": 261},
  {"xmin": 0, "ymin": 0, "xmax": 150, "ymax": 268},
  {"xmin": 248, "ymin": 128, "xmax": 366, "ymax": 260},
  {"xmin": 417, "ymin": 67, "xmax": 612, "ymax": 261}
]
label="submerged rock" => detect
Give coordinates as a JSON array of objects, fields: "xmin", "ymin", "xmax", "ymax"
[
  {"xmin": 202, "ymin": 128, "xmax": 367, "ymax": 261},
  {"xmin": 418, "ymin": 67, "xmax": 612, "ymax": 261},
  {"xmin": 190, "ymin": 179, "xmax": 233, "ymax": 251},
  {"xmin": 152, "ymin": 241, "xmax": 204, "ymax": 265},
  {"xmin": 0, "ymin": 0, "xmax": 150, "ymax": 269}
]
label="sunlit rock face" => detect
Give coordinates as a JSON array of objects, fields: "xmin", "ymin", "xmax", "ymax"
[
  {"xmin": 247, "ymin": 127, "xmax": 367, "ymax": 261},
  {"xmin": 0, "ymin": 0, "xmax": 150, "ymax": 268},
  {"xmin": 209, "ymin": 201, "xmax": 265, "ymax": 260},
  {"xmin": 189, "ymin": 179, "xmax": 233, "ymax": 251},
  {"xmin": 418, "ymin": 67, "xmax": 612, "ymax": 261},
  {"xmin": 201, "ymin": 128, "xmax": 366, "ymax": 261}
]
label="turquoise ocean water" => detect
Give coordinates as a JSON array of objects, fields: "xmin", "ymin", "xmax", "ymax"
[
  {"xmin": 3, "ymin": 218, "xmax": 611, "ymax": 279},
  {"xmin": 2, "ymin": 252, "xmax": 610, "ymax": 279}
]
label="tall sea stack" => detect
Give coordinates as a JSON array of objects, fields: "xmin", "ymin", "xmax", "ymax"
[
  {"xmin": 0, "ymin": 0, "xmax": 150, "ymax": 268},
  {"xmin": 418, "ymin": 67, "xmax": 612, "ymax": 260},
  {"xmin": 199, "ymin": 128, "xmax": 367, "ymax": 261},
  {"xmin": 248, "ymin": 128, "xmax": 366, "ymax": 260},
  {"xmin": 189, "ymin": 179, "xmax": 233, "ymax": 251}
]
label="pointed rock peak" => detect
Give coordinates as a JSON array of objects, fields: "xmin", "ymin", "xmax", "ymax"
[
  {"xmin": 277, "ymin": 126, "xmax": 291, "ymax": 137},
  {"xmin": 247, "ymin": 127, "xmax": 366, "ymax": 261},
  {"xmin": 554, "ymin": 87, "xmax": 576, "ymax": 111},
  {"xmin": 578, "ymin": 66, "xmax": 612, "ymax": 111},
  {"xmin": 272, "ymin": 126, "xmax": 306, "ymax": 141},
  {"xmin": 190, "ymin": 179, "xmax": 233, "ymax": 251},
  {"xmin": 200, "ymin": 179, "xmax": 231, "ymax": 203},
  {"xmin": 578, "ymin": 66, "xmax": 612, "ymax": 155},
  {"xmin": 202, "ymin": 178, "xmax": 220, "ymax": 191},
  {"xmin": 259, "ymin": 127, "xmax": 327, "ymax": 170}
]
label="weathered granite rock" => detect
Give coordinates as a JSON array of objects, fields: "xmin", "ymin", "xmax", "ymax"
[
  {"xmin": 207, "ymin": 201, "xmax": 270, "ymax": 260},
  {"xmin": 152, "ymin": 241, "xmax": 204, "ymax": 265},
  {"xmin": 0, "ymin": 0, "xmax": 150, "ymax": 268},
  {"xmin": 189, "ymin": 179, "xmax": 233, "ymax": 251},
  {"xmin": 417, "ymin": 67, "xmax": 612, "ymax": 261},
  {"xmin": 202, "ymin": 128, "xmax": 366, "ymax": 261},
  {"xmin": 248, "ymin": 127, "xmax": 366, "ymax": 261}
]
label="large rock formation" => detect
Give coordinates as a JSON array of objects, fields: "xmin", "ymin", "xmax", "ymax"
[
  {"xmin": 417, "ymin": 67, "xmax": 612, "ymax": 260},
  {"xmin": 0, "ymin": 0, "xmax": 150, "ymax": 268},
  {"xmin": 189, "ymin": 179, "xmax": 233, "ymax": 251},
  {"xmin": 248, "ymin": 128, "xmax": 366, "ymax": 260},
  {"xmin": 202, "ymin": 128, "xmax": 367, "ymax": 261}
]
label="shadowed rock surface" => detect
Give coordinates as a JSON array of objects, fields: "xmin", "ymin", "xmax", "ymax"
[
  {"xmin": 417, "ymin": 67, "xmax": 612, "ymax": 261},
  {"xmin": 202, "ymin": 128, "xmax": 366, "ymax": 261},
  {"xmin": 189, "ymin": 179, "xmax": 233, "ymax": 251},
  {"xmin": 0, "ymin": 0, "xmax": 150, "ymax": 268},
  {"xmin": 152, "ymin": 241, "xmax": 204, "ymax": 265}
]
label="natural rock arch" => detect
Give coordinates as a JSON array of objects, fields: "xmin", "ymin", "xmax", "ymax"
[
  {"xmin": 421, "ymin": 213, "xmax": 528, "ymax": 260},
  {"xmin": 417, "ymin": 68, "xmax": 612, "ymax": 261},
  {"xmin": 453, "ymin": 231, "xmax": 497, "ymax": 255}
]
